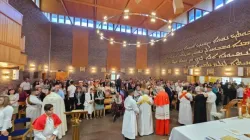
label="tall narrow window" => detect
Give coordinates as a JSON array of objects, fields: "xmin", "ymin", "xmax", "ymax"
[
  {"xmin": 195, "ymin": 9, "xmax": 202, "ymax": 20},
  {"xmin": 126, "ymin": 26, "xmax": 131, "ymax": 33},
  {"xmin": 138, "ymin": 28, "xmax": 142, "ymax": 35},
  {"xmin": 121, "ymin": 25, "xmax": 126, "ymax": 32},
  {"xmin": 58, "ymin": 15, "xmax": 64, "ymax": 24},
  {"xmin": 157, "ymin": 31, "xmax": 161, "ymax": 38},
  {"xmin": 65, "ymin": 16, "xmax": 71, "ymax": 24},
  {"xmin": 152, "ymin": 32, "xmax": 157, "ymax": 38},
  {"xmin": 142, "ymin": 29, "xmax": 147, "ymax": 36},
  {"xmin": 35, "ymin": 0, "xmax": 40, "ymax": 8},
  {"xmin": 188, "ymin": 9, "xmax": 195, "ymax": 23},
  {"xmin": 177, "ymin": 23, "xmax": 182, "ymax": 29},
  {"xmin": 51, "ymin": 14, "xmax": 58, "ymax": 23},
  {"xmin": 102, "ymin": 22, "xmax": 108, "ymax": 30},
  {"xmin": 172, "ymin": 23, "xmax": 177, "ymax": 31},
  {"xmin": 108, "ymin": 23, "xmax": 113, "ymax": 31},
  {"xmin": 214, "ymin": 0, "xmax": 224, "ymax": 9},
  {"xmin": 133, "ymin": 28, "xmax": 138, "ymax": 34},
  {"xmin": 115, "ymin": 25, "xmax": 121, "ymax": 32},
  {"xmin": 88, "ymin": 20, "xmax": 94, "ymax": 28},
  {"xmin": 82, "ymin": 19, "xmax": 88, "ymax": 27},
  {"xmin": 74, "ymin": 18, "xmax": 81, "ymax": 26}
]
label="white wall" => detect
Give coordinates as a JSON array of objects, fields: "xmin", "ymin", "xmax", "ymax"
[{"xmin": 195, "ymin": 0, "xmax": 213, "ymax": 12}]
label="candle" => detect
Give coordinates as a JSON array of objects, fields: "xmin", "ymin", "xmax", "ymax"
[{"xmin": 239, "ymin": 107, "xmax": 242, "ymax": 117}]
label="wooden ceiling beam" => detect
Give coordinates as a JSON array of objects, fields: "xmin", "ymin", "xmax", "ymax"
[
  {"xmin": 116, "ymin": 0, "xmax": 131, "ymax": 25},
  {"xmin": 64, "ymin": 0, "xmax": 123, "ymax": 12},
  {"xmin": 60, "ymin": 0, "xmax": 73, "ymax": 24},
  {"xmin": 93, "ymin": 0, "xmax": 97, "ymax": 20},
  {"xmin": 170, "ymin": 0, "xmax": 194, "ymax": 7}
]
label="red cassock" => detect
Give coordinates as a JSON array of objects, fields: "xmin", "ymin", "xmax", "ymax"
[
  {"xmin": 154, "ymin": 91, "xmax": 170, "ymax": 135},
  {"xmin": 243, "ymin": 88, "xmax": 250, "ymax": 104},
  {"xmin": 32, "ymin": 114, "xmax": 62, "ymax": 131}
]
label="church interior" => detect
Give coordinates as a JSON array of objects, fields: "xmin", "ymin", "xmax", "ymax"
[{"xmin": 1, "ymin": 0, "xmax": 250, "ymax": 140}]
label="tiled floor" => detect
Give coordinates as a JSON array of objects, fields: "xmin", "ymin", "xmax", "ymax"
[{"xmin": 61, "ymin": 107, "xmax": 238, "ymax": 140}]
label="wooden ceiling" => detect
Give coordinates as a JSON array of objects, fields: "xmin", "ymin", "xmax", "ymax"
[{"xmin": 41, "ymin": 0, "xmax": 203, "ymax": 30}]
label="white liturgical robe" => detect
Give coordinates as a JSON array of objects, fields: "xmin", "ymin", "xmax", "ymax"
[
  {"xmin": 206, "ymin": 91, "xmax": 217, "ymax": 121},
  {"xmin": 122, "ymin": 95, "xmax": 139, "ymax": 139},
  {"xmin": 178, "ymin": 91, "xmax": 193, "ymax": 125},
  {"xmin": 34, "ymin": 117, "xmax": 59, "ymax": 140},
  {"xmin": 42, "ymin": 92, "xmax": 67, "ymax": 139},
  {"xmin": 84, "ymin": 92, "xmax": 94, "ymax": 114},
  {"xmin": 137, "ymin": 95, "xmax": 154, "ymax": 136},
  {"xmin": 26, "ymin": 95, "xmax": 42, "ymax": 123}
]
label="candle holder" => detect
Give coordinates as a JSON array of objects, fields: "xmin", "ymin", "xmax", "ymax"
[
  {"xmin": 243, "ymin": 97, "xmax": 250, "ymax": 118},
  {"xmin": 238, "ymin": 107, "xmax": 243, "ymax": 119}
]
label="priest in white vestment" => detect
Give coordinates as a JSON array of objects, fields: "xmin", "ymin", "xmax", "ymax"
[
  {"xmin": 206, "ymin": 86, "xmax": 217, "ymax": 121},
  {"xmin": 42, "ymin": 91, "xmax": 67, "ymax": 139},
  {"xmin": 122, "ymin": 89, "xmax": 139, "ymax": 140},
  {"xmin": 137, "ymin": 90, "xmax": 154, "ymax": 136},
  {"xmin": 33, "ymin": 104, "xmax": 62, "ymax": 140},
  {"xmin": 178, "ymin": 86, "xmax": 193, "ymax": 125},
  {"xmin": 26, "ymin": 91, "xmax": 43, "ymax": 124}
]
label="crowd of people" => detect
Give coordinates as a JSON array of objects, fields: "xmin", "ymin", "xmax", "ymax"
[{"xmin": 0, "ymin": 76, "xmax": 249, "ymax": 139}]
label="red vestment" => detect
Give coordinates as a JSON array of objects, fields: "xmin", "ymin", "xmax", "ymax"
[
  {"xmin": 32, "ymin": 114, "xmax": 62, "ymax": 131},
  {"xmin": 154, "ymin": 91, "xmax": 170, "ymax": 135},
  {"xmin": 243, "ymin": 88, "xmax": 250, "ymax": 104}
]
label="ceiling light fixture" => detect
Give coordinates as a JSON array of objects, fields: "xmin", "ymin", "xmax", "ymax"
[
  {"xmin": 110, "ymin": 38, "xmax": 114, "ymax": 44},
  {"xmin": 124, "ymin": 9, "xmax": 130, "ymax": 19},
  {"xmin": 150, "ymin": 39, "xmax": 155, "ymax": 46},
  {"xmin": 96, "ymin": 12, "xmax": 175, "ymax": 47},
  {"xmin": 137, "ymin": 41, "xmax": 141, "ymax": 47},
  {"xmin": 123, "ymin": 41, "xmax": 127, "ymax": 47},
  {"xmin": 151, "ymin": 12, "xmax": 156, "ymax": 23}
]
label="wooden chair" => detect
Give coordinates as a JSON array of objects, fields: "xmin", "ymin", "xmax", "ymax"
[
  {"xmin": 0, "ymin": 136, "xmax": 12, "ymax": 140},
  {"xmin": 10, "ymin": 118, "xmax": 33, "ymax": 140},
  {"xmin": 104, "ymin": 98, "xmax": 113, "ymax": 116},
  {"xmin": 18, "ymin": 102, "xmax": 26, "ymax": 119}
]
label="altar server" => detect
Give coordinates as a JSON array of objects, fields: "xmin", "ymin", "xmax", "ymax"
[
  {"xmin": 42, "ymin": 91, "xmax": 67, "ymax": 139},
  {"xmin": 26, "ymin": 91, "xmax": 43, "ymax": 123},
  {"xmin": 33, "ymin": 104, "xmax": 62, "ymax": 140},
  {"xmin": 122, "ymin": 89, "xmax": 139, "ymax": 140},
  {"xmin": 206, "ymin": 86, "xmax": 217, "ymax": 121},
  {"xmin": 154, "ymin": 87, "xmax": 170, "ymax": 135},
  {"xmin": 178, "ymin": 86, "xmax": 193, "ymax": 125},
  {"xmin": 137, "ymin": 89, "xmax": 154, "ymax": 136}
]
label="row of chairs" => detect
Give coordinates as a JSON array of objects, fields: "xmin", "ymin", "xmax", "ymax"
[
  {"xmin": 0, "ymin": 101, "xmax": 32, "ymax": 140},
  {"xmin": 0, "ymin": 118, "xmax": 32, "ymax": 140}
]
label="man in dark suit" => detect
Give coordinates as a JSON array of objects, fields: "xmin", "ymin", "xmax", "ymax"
[
  {"xmin": 116, "ymin": 77, "xmax": 122, "ymax": 93},
  {"xmin": 165, "ymin": 83, "xmax": 173, "ymax": 110}
]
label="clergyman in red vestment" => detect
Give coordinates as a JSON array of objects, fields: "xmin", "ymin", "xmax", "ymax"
[{"xmin": 154, "ymin": 88, "xmax": 170, "ymax": 135}]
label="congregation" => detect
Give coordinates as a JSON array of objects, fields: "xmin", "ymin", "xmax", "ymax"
[{"xmin": 0, "ymin": 76, "xmax": 249, "ymax": 139}]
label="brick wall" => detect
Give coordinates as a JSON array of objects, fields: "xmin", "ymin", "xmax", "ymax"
[
  {"xmin": 0, "ymin": 0, "xmax": 50, "ymax": 92},
  {"xmin": 160, "ymin": 0, "xmax": 250, "ymax": 81},
  {"xmin": 50, "ymin": 24, "xmax": 160, "ymax": 81}
]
